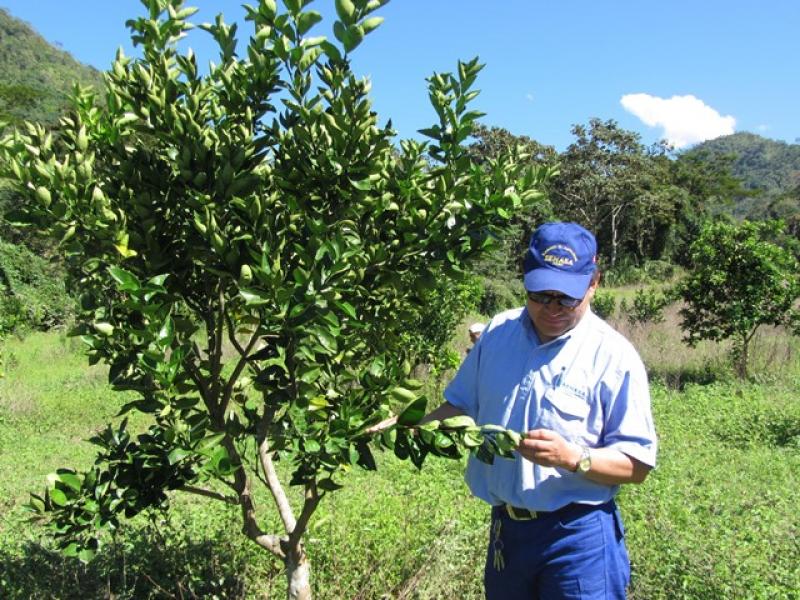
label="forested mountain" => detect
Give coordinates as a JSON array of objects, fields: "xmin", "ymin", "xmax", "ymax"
[
  {"xmin": 685, "ymin": 132, "xmax": 800, "ymax": 218},
  {"xmin": 0, "ymin": 8, "xmax": 103, "ymax": 126}
]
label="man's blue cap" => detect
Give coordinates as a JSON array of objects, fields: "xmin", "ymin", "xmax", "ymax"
[{"xmin": 523, "ymin": 222, "xmax": 597, "ymax": 299}]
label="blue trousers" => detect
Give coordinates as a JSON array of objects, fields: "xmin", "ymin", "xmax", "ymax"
[{"xmin": 484, "ymin": 501, "xmax": 630, "ymax": 599}]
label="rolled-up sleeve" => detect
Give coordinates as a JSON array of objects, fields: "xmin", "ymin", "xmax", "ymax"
[{"xmin": 443, "ymin": 338, "xmax": 482, "ymax": 418}]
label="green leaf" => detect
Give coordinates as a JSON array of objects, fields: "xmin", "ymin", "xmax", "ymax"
[
  {"xmin": 360, "ymin": 16, "xmax": 383, "ymax": 34},
  {"xmin": 93, "ymin": 322, "xmax": 114, "ymax": 336},
  {"xmin": 108, "ymin": 266, "xmax": 141, "ymax": 292},
  {"xmin": 320, "ymin": 40, "xmax": 342, "ymax": 61},
  {"xmin": 396, "ymin": 395, "xmax": 427, "ymax": 426},
  {"xmin": 298, "ymin": 366, "xmax": 322, "ymax": 383},
  {"xmin": 57, "ymin": 471, "xmax": 82, "ymax": 493},
  {"xmin": 239, "ymin": 288, "xmax": 271, "ymax": 306},
  {"xmin": 296, "ymin": 10, "xmax": 322, "ymax": 34},
  {"xmin": 49, "ymin": 488, "xmax": 68, "ymax": 507},
  {"xmin": 261, "ymin": 0, "xmax": 277, "ymax": 18},
  {"xmin": 309, "ymin": 395, "xmax": 329, "ymax": 410},
  {"xmin": 351, "ymin": 178, "xmax": 372, "ymax": 191},
  {"xmin": 35, "ymin": 186, "xmax": 52, "ymax": 206},
  {"xmin": 462, "ymin": 429, "xmax": 484, "ymax": 448},
  {"xmin": 334, "ymin": 300, "xmax": 357, "ymax": 319},
  {"xmin": 440, "ymin": 415, "xmax": 476, "ymax": 429},
  {"xmin": 335, "ymin": 0, "xmax": 356, "ymax": 24},
  {"xmin": 167, "ymin": 448, "xmax": 190, "ymax": 465},
  {"xmin": 318, "ymin": 477, "xmax": 343, "ymax": 491},
  {"xmin": 114, "ymin": 243, "xmax": 138, "ymax": 259},
  {"xmin": 341, "ymin": 25, "xmax": 364, "ymax": 53},
  {"xmin": 158, "ymin": 317, "xmax": 175, "ymax": 342},
  {"xmin": 196, "ymin": 432, "xmax": 225, "ymax": 451},
  {"xmin": 27, "ymin": 494, "xmax": 46, "ymax": 513},
  {"xmin": 389, "ymin": 386, "xmax": 417, "ymax": 404},
  {"xmin": 78, "ymin": 547, "xmax": 96, "ymax": 563}
]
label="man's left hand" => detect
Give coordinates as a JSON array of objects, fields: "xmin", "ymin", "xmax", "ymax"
[{"xmin": 518, "ymin": 429, "xmax": 580, "ymax": 470}]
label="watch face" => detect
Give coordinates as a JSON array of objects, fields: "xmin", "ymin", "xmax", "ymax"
[{"xmin": 578, "ymin": 449, "xmax": 591, "ymax": 472}]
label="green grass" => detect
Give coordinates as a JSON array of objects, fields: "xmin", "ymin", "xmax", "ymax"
[
  {"xmin": 624, "ymin": 383, "xmax": 800, "ymax": 599},
  {"xmin": 1, "ymin": 328, "xmax": 799, "ymax": 598}
]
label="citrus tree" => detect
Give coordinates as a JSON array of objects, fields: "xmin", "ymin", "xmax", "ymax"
[
  {"xmin": 0, "ymin": 0, "xmax": 548, "ymax": 597},
  {"xmin": 678, "ymin": 219, "xmax": 800, "ymax": 378}
]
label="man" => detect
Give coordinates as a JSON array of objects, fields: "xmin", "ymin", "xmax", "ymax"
[
  {"xmin": 466, "ymin": 322, "xmax": 485, "ymax": 354},
  {"xmin": 468, "ymin": 322, "xmax": 485, "ymax": 345},
  {"xmin": 424, "ymin": 221, "xmax": 657, "ymax": 599}
]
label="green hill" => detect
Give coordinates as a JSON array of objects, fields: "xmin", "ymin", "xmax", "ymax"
[
  {"xmin": 0, "ymin": 7, "xmax": 103, "ymax": 127},
  {"xmin": 686, "ymin": 132, "xmax": 800, "ymax": 218}
]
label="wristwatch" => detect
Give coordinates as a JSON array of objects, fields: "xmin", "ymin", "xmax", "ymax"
[{"xmin": 575, "ymin": 445, "xmax": 592, "ymax": 473}]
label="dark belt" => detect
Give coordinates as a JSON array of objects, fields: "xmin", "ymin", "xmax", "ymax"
[{"xmin": 494, "ymin": 502, "xmax": 599, "ymax": 521}]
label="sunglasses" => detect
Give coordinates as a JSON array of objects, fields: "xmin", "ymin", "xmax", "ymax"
[{"xmin": 526, "ymin": 291, "xmax": 583, "ymax": 309}]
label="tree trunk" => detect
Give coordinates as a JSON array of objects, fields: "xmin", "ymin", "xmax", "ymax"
[
  {"xmin": 609, "ymin": 209, "xmax": 619, "ymax": 268},
  {"xmin": 734, "ymin": 334, "xmax": 749, "ymax": 379},
  {"xmin": 286, "ymin": 551, "xmax": 312, "ymax": 600}
]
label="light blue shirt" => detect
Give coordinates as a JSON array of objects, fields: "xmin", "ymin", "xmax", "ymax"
[{"xmin": 444, "ymin": 307, "xmax": 657, "ymax": 511}]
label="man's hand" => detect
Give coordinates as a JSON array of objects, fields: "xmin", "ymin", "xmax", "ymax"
[{"xmin": 517, "ymin": 429, "xmax": 580, "ymax": 470}]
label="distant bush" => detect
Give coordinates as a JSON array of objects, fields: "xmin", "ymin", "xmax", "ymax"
[
  {"xmin": 403, "ymin": 270, "xmax": 483, "ymax": 372},
  {"xmin": 478, "ymin": 274, "xmax": 522, "ymax": 316},
  {"xmin": 621, "ymin": 288, "xmax": 670, "ymax": 326},
  {"xmin": 0, "ymin": 240, "xmax": 73, "ymax": 332},
  {"xmin": 591, "ymin": 291, "xmax": 616, "ymax": 320},
  {"xmin": 604, "ymin": 259, "xmax": 676, "ymax": 287}
]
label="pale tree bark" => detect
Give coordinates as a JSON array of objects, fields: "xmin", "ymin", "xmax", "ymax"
[{"xmin": 286, "ymin": 553, "xmax": 312, "ymax": 600}]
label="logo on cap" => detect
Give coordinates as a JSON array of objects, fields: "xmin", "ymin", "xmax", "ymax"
[{"xmin": 542, "ymin": 244, "xmax": 578, "ymax": 268}]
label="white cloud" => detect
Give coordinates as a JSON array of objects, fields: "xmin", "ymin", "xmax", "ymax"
[
  {"xmin": 620, "ymin": 93, "xmax": 735, "ymax": 149},
  {"xmin": 757, "ymin": 124, "xmax": 770, "ymax": 132},
  {"xmin": 525, "ymin": 92, "xmax": 535, "ymax": 102}
]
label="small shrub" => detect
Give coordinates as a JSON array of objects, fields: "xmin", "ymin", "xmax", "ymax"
[
  {"xmin": 592, "ymin": 291, "xmax": 616, "ymax": 320},
  {"xmin": 478, "ymin": 275, "xmax": 522, "ymax": 316},
  {"xmin": 604, "ymin": 259, "xmax": 677, "ymax": 287},
  {"xmin": 641, "ymin": 259, "xmax": 675, "ymax": 282},
  {"xmin": 622, "ymin": 288, "xmax": 670, "ymax": 326}
]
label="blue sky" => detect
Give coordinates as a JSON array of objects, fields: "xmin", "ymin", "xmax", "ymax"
[{"xmin": 2, "ymin": 0, "xmax": 798, "ymax": 151}]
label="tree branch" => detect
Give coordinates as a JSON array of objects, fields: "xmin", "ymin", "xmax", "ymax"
[
  {"xmin": 185, "ymin": 358, "xmax": 212, "ymax": 407},
  {"xmin": 287, "ymin": 482, "xmax": 320, "ymax": 551},
  {"xmin": 179, "ymin": 485, "xmax": 238, "ymax": 504},
  {"xmin": 207, "ymin": 286, "xmax": 227, "ymax": 423},
  {"xmin": 224, "ymin": 436, "xmax": 286, "ymax": 559},
  {"xmin": 259, "ymin": 443, "xmax": 297, "ymax": 533},
  {"xmin": 221, "ymin": 312, "xmax": 262, "ymax": 414}
]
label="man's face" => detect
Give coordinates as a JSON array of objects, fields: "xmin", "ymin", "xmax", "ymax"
[{"xmin": 525, "ymin": 280, "xmax": 598, "ymax": 343}]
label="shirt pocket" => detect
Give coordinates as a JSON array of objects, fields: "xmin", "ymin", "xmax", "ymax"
[{"xmin": 538, "ymin": 387, "xmax": 590, "ymax": 436}]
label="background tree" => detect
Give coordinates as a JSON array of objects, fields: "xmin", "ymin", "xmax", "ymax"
[
  {"xmin": 667, "ymin": 149, "xmax": 750, "ymax": 264},
  {"xmin": 465, "ymin": 124, "xmax": 556, "ymax": 313},
  {"xmin": 765, "ymin": 184, "xmax": 800, "ymax": 240},
  {"xmin": 678, "ymin": 219, "xmax": 800, "ymax": 378},
  {"xmin": 466, "ymin": 123, "xmax": 556, "ymax": 265},
  {"xmin": 549, "ymin": 118, "xmax": 672, "ymax": 267},
  {"xmin": 0, "ymin": 0, "xmax": 548, "ymax": 597}
]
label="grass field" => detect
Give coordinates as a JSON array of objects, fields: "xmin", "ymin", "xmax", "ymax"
[{"xmin": 0, "ymin": 312, "xmax": 798, "ymax": 599}]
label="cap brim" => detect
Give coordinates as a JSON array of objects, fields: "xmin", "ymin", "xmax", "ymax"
[{"xmin": 524, "ymin": 269, "xmax": 593, "ymax": 299}]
